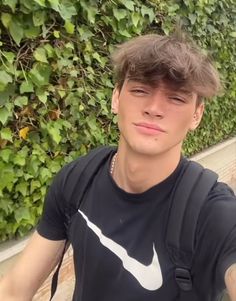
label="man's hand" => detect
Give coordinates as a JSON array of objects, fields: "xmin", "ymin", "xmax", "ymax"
[{"xmin": 225, "ymin": 264, "xmax": 236, "ymax": 301}]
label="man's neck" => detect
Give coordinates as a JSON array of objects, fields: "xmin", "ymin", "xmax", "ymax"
[{"xmin": 112, "ymin": 146, "xmax": 182, "ymax": 194}]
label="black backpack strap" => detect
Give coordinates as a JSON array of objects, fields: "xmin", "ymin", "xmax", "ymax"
[
  {"xmin": 63, "ymin": 145, "xmax": 116, "ymax": 227},
  {"xmin": 50, "ymin": 241, "xmax": 69, "ymax": 301},
  {"xmin": 166, "ymin": 160, "xmax": 218, "ymax": 298},
  {"xmin": 49, "ymin": 145, "xmax": 116, "ymax": 301}
]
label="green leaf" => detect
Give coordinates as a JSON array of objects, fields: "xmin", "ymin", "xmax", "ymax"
[
  {"xmin": 230, "ymin": 32, "xmax": 236, "ymax": 38},
  {"xmin": 24, "ymin": 173, "xmax": 34, "ymax": 181},
  {"xmin": 15, "ymin": 182, "xmax": 28, "ymax": 197},
  {"xmin": 0, "ymin": 166, "xmax": 14, "ymax": 191},
  {"xmin": 15, "ymin": 96, "xmax": 28, "ymax": 107},
  {"xmin": 113, "ymin": 8, "xmax": 127, "ymax": 21},
  {"xmin": 33, "ymin": 0, "xmax": 46, "ymax": 7},
  {"xmin": 14, "ymin": 154, "xmax": 26, "ymax": 166},
  {"xmin": 122, "ymin": 0, "xmax": 135, "ymax": 11},
  {"xmin": 20, "ymin": 81, "xmax": 34, "ymax": 94},
  {"xmin": 0, "ymin": 107, "xmax": 12, "ymax": 125},
  {"xmin": 9, "ymin": 19, "xmax": 24, "ymax": 46},
  {"xmin": 39, "ymin": 167, "xmax": 52, "ymax": 183},
  {"xmin": 58, "ymin": 89, "xmax": 65, "ymax": 98},
  {"xmin": 2, "ymin": 0, "xmax": 17, "ymax": 12},
  {"xmin": 30, "ymin": 63, "xmax": 51, "ymax": 87},
  {"xmin": 188, "ymin": 13, "xmax": 197, "ymax": 25},
  {"xmin": 28, "ymin": 157, "xmax": 41, "ymax": 175},
  {"xmin": 58, "ymin": 2, "xmax": 77, "ymax": 20},
  {"xmin": 43, "ymin": 44, "xmax": 55, "ymax": 58},
  {"xmin": 30, "ymin": 180, "xmax": 41, "ymax": 194},
  {"xmin": 1, "ymin": 13, "xmax": 12, "ymax": 28},
  {"xmin": 47, "ymin": 123, "xmax": 62, "ymax": 144},
  {"xmin": 80, "ymin": 1, "xmax": 98, "ymax": 23},
  {"xmin": 36, "ymin": 89, "xmax": 49, "ymax": 104},
  {"xmin": 168, "ymin": 3, "xmax": 180, "ymax": 13},
  {"xmin": 0, "ymin": 128, "xmax": 12, "ymax": 142},
  {"xmin": 2, "ymin": 51, "xmax": 15, "ymax": 64},
  {"xmin": 48, "ymin": 0, "xmax": 60, "ymax": 11},
  {"xmin": 64, "ymin": 20, "xmax": 75, "ymax": 34},
  {"xmin": 14, "ymin": 207, "xmax": 31, "ymax": 222},
  {"xmin": 53, "ymin": 30, "xmax": 60, "ymax": 38},
  {"xmin": 0, "ymin": 86, "xmax": 14, "ymax": 106},
  {"xmin": 0, "ymin": 71, "xmax": 12, "ymax": 91},
  {"xmin": 48, "ymin": 160, "xmax": 61, "ymax": 173},
  {"xmin": 131, "ymin": 12, "xmax": 140, "ymax": 27},
  {"xmin": 33, "ymin": 48, "xmax": 48, "ymax": 63},
  {"xmin": 24, "ymin": 26, "xmax": 41, "ymax": 39},
  {"xmin": 66, "ymin": 41, "xmax": 74, "ymax": 49},
  {"xmin": 32, "ymin": 192, "xmax": 42, "ymax": 203},
  {"xmin": 33, "ymin": 10, "xmax": 46, "ymax": 26},
  {"xmin": 92, "ymin": 52, "xmax": 102, "ymax": 64},
  {"xmin": 87, "ymin": 6, "xmax": 98, "ymax": 24},
  {"xmin": 0, "ymin": 149, "xmax": 12, "ymax": 163},
  {"xmin": 140, "ymin": 5, "xmax": 155, "ymax": 22},
  {"xmin": 118, "ymin": 29, "xmax": 132, "ymax": 37},
  {"xmin": 77, "ymin": 25, "xmax": 94, "ymax": 41}
]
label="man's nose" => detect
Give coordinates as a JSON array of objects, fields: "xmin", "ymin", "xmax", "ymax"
[{"xmin": 144, "ymin": 94, "xmax": 166, "ymax": 118}]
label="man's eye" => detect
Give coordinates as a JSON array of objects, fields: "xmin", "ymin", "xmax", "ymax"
[
  {"xmin": 130, "ymin": 89, "xmax": 148, "ymax": 95},
  {"xmin": 170, "ymin": 97, "xmax": 186, "ymax": 103}
]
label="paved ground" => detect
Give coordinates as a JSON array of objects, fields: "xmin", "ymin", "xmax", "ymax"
[
  {"xmin": 51, "ymin": 278, "xmax": 74, "ymax": 301},
  {"xmin": 34, "ymin": 277, "xmax": 75, "ymax": 301}
]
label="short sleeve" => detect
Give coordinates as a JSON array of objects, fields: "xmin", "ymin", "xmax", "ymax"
[
  {"xmin": 217, "ymin": 225, "xmax": 236, "ymax": 283},
  {"xmin": 37, "ymin": 168, "xmax": 68, "ymax": 241},
  {"xmin": 192, "ymin": 182, "xmax": 236, "ymax": 298}
]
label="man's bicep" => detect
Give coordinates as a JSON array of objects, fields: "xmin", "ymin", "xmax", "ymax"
[{"xmin": 0, "ymin": 231, "xmax": 65, "ymax": 300}]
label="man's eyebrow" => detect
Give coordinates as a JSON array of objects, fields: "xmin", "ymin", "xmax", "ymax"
[
  {"xmin": 170, "ymin": 88, "xmax": 194, "ymax": 96},
  {"xmin": 126, "ymin": 79, "xmax": 148, "ymax": 85}
]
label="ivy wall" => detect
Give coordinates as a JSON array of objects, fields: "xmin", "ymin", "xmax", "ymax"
[{"xmin": 0, "ymin": 0, "xmax": 235, "ymax": 241}]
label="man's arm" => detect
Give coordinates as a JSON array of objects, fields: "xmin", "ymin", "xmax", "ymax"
[
  {"xmin": 0, "ymin": 231, "xmax": 65, "ymax": 301},
  {"xmin": 225, "ymin": 264, "xmax": 236, "ymax": 301}
]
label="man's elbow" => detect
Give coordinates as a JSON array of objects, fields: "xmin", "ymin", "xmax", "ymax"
[
  {"xmin": 0, "ymin": 275, "xmax": 33, "ymax": 301},
  {"xmin": 225, "ymin": 264, "xmax": 236, "ymax": 301}
]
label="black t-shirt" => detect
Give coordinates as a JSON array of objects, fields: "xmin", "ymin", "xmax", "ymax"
[{"xmin": 37, "ymin": 151, "xmax": 236, "ymax": 301}]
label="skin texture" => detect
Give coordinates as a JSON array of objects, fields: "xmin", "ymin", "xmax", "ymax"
[
  {"xmin": 0, "ymin": 232, "xmax": 65, "ymax": 301},
  {"xmin": 225, "ymin": 265, "xmax": 236, "ymax": 300}
]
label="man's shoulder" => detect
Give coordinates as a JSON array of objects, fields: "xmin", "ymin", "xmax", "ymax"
[
  {"xmin": 197, "ymin": 180, "xmax": 236, "ymax": 239},
  {"xmin": 201, "ymin": 179, "xmax": 236, "ymax": 215},
  {"xmin": 181, "ymin": 158, "xmax": 235, "ymax": 202},
  {"xmin": 52, "ymin": 145, "xmax": 116, "ymax": 201},
  {"xmin": 210, "ymin": 181, "xmax": 235, "ymax": 198}
]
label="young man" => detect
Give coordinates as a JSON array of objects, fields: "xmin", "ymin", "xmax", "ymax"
[{"xmin": 0, "ymin": 33, "xmax": 236, "ymax": 301}]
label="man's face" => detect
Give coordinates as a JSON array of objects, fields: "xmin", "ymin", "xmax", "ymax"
[{"xmin": 112, "ymin": 79, "xmax": 204, "ymax": 157}]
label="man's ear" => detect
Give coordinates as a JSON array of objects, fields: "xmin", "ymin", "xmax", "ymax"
[
  {"xmin": 189, "ymin": 102, "xmax": 205, "ymax": 131},
  {"xmin": 111, "ymin": 87, "xmax": 120, "ymax": 114}
]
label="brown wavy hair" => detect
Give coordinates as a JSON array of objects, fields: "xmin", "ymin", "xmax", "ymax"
[{"xmin": 111, "ymin": 32, "xmax": 222, "ymax": 101}]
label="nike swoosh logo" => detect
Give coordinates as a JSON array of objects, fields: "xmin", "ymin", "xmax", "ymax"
[{"xmin": 79, "ymin": 210, "xmax": 163, "ymax": 291}]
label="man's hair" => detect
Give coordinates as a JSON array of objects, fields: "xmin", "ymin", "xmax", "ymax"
[{"xmin": 111, "ymin": 32, "xmax": 222, "ymax": 100}]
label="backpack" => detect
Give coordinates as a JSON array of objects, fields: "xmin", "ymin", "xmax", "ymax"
[{"xmin": 49, "ymin": 146, "xmax": 218, "ymax": 301}]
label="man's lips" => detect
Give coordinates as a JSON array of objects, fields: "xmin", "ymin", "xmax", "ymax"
[{"xmin": 134, "ymin": 122, "xmax": 166, "ymax": 133}]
